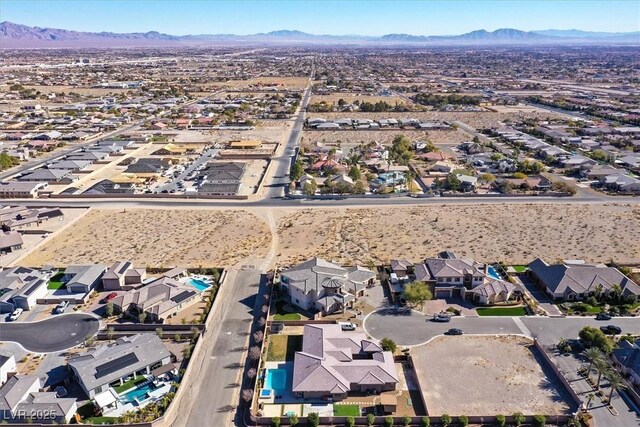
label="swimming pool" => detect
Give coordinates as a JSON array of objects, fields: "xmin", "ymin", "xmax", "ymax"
[
  {"xmin": 264, "ymin": 368, "xmax": 287, "ymax": 391},
  {"xmin": 187, "ymin": 278, "xmax": 211, "ymax": 292},
  {"xmin": 120, "ymin": 383, "xmax": 155, "ymax": 404},
  {"xmin": 487, "ymin": 265, "xmax": 502, "ymax": 280}
]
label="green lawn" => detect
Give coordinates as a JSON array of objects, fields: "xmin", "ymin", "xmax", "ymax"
[
  {"xmin": 273, "ymin": 300, "xmax": 302, "ymax": 321},
  {"xmin": 477, "ymin": 306, "xmax": 527, "ymax": 316},
  {"xmin": 511, "ymin": 265, "xmax": 528, "ymax": 273},
  {"xmin": 47, "ymin": 272, "xmax": 65, "ymax": 290},
  {"xmin": 333, "ymin": 404, "xmax": 360, "ymax": 417},
  {"xmin": 113, "ymin": 377, "xmax": 146, "ymax": 394},
  {"xmin": 266, "ymin": 335, "xmax": 303, "ymax": 361},
  {"xmin": 76, "ymin": 401, "xmax": 97, "ymax": 419},
  {"xmin": 86, "ymin": 417, "xmax": 118, "ymax": 424}
]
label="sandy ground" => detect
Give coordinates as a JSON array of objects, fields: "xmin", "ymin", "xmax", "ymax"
[
  {"xmin": 275, "ymin": 203, "xmax": 640, "ymax": 265},
  {"xmin": 21, "ymin": 208, "xmax": 271, "ymax": 268},
  {"xmin": 302, "ymin": 128, "xmax": 470, "ymax": 147},
  {"xmin": 310, "ymin": 94, "xmax": 414, "ymax": 106},
  {"xmin": 414, "ymin": 335, "xmax": 572, "ymax": 416}
]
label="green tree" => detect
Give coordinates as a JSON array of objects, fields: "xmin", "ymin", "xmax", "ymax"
[
  {"xmin": 402, "ymin": 415, "xmax": 411, "ymax": 426},
  {"xmin": 403, "ymin": 281, "xmax": 433, "ymax": 309},
  {"xmin": 420, "ymin": 416, "xmax": 430, "ymax": 427},
  {"xmin": 367, "ymin": 413, "xmax": 375, "ymax": 426},
  {"xmin": 605, "ymin": 370, "xmax": 627, "ymax": 403},
  {"xmin": 289, "ymin": 414, "xmax": 299, "ymax": 426},
  {"xmin": 348, "ymin": 165, "xmax": 362, "ymax": 181},
  {"xmin": 579, "ymin": 326, "xmax": 614, "ymax": 353},
  {"xmin": 594, "ymin": 357, "xmax": 613, "ymax": 390},
  {"xmin": 353, "ymin": 180, "xmax": 367, "ymax": 194},
  {"xmin": 480, "ymin": 173, "xmax": 496, "ymax": 184},
  {"xmin": 532, "ymin": 414, "xmax": 546, "ymax": 427},
  {"xmin": 303, "ymin": 180, "xmax": 317, "ymax": 196},
  {"xmin": 290, "ymin": 160, "xmax": 304, "ymax": 181},
  {"xmin": 441, "ymin": 414, "xmax": 452, "ymax": 427},
  {"xmin": 271, "ymin": 417, "xmax": 281, "ymax": 427},
  {"xmin": 446, "ymin": 173, "xmax": 461, "ymax": 191},
  {"xmin": 384, "ymin": 416, "xmax": 394, "ymax": 427},
  {"xmin": 138, "ymin": 312, "xmax": 147, "ymax": 324},
  {"xmin": 345, "ymin": 416, "xmax": 355, "ymax": 427},
  {"xmin": 459, "ymin": 415, "xmax": 469, "ymax": 426},
  {"xmin": 0, "ymin": 152, "xmax": 19, "ymax": 170},
  {"xmin": 512, "ymin": 412, "xmax": 525, "ymax": 426},
  {"xmin": 512, "ymin": 172, "xmax": 528, "ymax": 179},
  {"xmin": 583, "ymin": 347, "xmax": 604, "ymax": 378},
  {"xmin": 495, "ymin": 414, "xmax": 506, "ymax": 427},
  {"xmin": 105, "ymin": 302, "xmax": 114, "ymax": 317},
  {"xmin": 307, "ymin": 412, "xmax": 319, "ymax": 427},
  {"xmin": 380, "ymin": 337, "xmax": 397, "ymax": 353}
]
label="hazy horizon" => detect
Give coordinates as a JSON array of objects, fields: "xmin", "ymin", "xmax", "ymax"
[{"xmin": 3, "ymin": 0, "xmax": 640, "ymax": 36}]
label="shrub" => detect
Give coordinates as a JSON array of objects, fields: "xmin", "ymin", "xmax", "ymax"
[
  {"xmin": 367, "ymin": 413, "xmax": 375, "ymax": 426},
  {"xmin": 459, "ymin": 415, "xmax": 469, "ymax": 426},
  {"xmin": 345, "ymin": 417, "xmax": 355, "ymax": 427},
  {"xmin": 271, "ymin": 416, "xmax": 281, "ymax": 427},
  {"xmin": 441, "ymin": 414, "xmax": 452, "ymax": 426},
  {"xmin": 384, "ymin": 416, "xmax": 394, "ymax": 427},
  {"xmin": 495, "ymin": 414, "xmax": 506, "ymax": 427},
  {"xmin": 421, "ymin": 416, "xmax": 430, "ymax": 427},
  {"xmin": 289, "ymin": 414, "xmax": 299, "ymax": 426},
  {"xmin": 380, "ymin": 337, "xmax": 397, "ymax": 352},
  {"xmin": 307, "ymin": 412, "xmax": 319, "ymax": 427},
  {"xmin": 512, "ymin": 412, "xmax": 525, "ymax": 426},
  {"xmin": 532, "ymin": 415, "xmax": 546, "ymax": 427},
  {"xmin": 402, "ymin": 415, "xmax": 411, "ymax": 426}
]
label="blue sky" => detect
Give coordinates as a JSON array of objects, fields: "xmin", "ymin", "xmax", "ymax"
[{"xmin": 3, "ymin": 0, "xmax": 639, "ymax": 36}]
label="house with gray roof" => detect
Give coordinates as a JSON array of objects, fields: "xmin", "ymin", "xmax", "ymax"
[
  {"xmin": 528, "ymin": 258, "xmax": 640, "ymax": 301},
  {"xmin": 279, "ymin": 258, "xmax": 375, "ymax": 314},
  {"xmin": 102, "ymin": 261, "xmax": 146, "ymax": 291},
  {"xmin": 0, "ymin": 231, "xmax": 23, "ymax": 253},
  {"xmin": 67, "ymin": 334, "xmax": 172, "ymax": 398},
  {"xmin": 612, "ymin": 339, "xmax": 640, "ymax": 385},
  {"xmin": 63, "ymin": 265, "xmax": 108, "ymax": 294},
  {"xmin": 0, "ymin": 375, "xmax": 77, "ymax": 423},
  {"xmin": 17, "ymin": 168, "xmax": 76, "ymax": 183},
  {"xmin": 291, "ymin": 324, "xmax": 397, "ymax": 400},
  {"xmin": 0, "ymin": 267, "xmax": 52, "ymax": 312}
]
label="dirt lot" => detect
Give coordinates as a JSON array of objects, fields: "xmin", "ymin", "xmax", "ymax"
[
  {"xmin": 275, "ymin": 203, "xmax": 640, "ymax": 265},
  {"xmin": 302, "ymin": 129, "xmax": 469, "ymax": 147},
  {"xmin": 307, "ymin": 110, "xmax": 567, "ymax": 130},
  {"xmin": 414, "ymin": 336, "xmax": 572, "ymax": 416},
  {"xmin": 224, "ymin": 76, "xmax": 309, "ymax": 90},
  {"xmin": 21, "ymin": 208, "xmax": 271, "ymax": 268},
  {"xmin": 310, "ymin": 94, "xmax": 414, "ymax": 106}
]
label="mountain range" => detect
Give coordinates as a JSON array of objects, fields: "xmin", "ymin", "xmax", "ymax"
[{"xmin": 1, "ymin": 21, "xmax": 638, "ymax": 48}]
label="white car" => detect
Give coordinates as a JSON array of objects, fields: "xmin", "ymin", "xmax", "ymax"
[
  {"xmin": 54, "ymin": 301, "xmax": 69, "ymax": 314},
  {"xmin": 339, "ymin": 322, "xmax": 356, "ymax": 331},
  {"xmin": 8, "ymin": 308, "xmax": 23, "ymax": 321}
]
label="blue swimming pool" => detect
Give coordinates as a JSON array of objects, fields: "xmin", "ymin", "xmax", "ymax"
[
  {"xmin": 187, "ymin": 278, "xmax": 211, "ymax": 292},
  {"xmin": 120, "ymin": 383, "xmax": 155, "ymax": 404},
  {"xmin": 264, "ymin": 368, "xmax": 287, "ymax": 391},
  {"xmin": 487, "ymin": 265, "xmax": 502, "ymax": 280}
]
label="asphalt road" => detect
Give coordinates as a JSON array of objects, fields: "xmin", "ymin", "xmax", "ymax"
[
  {"xmin": 0, "ymin": 313, "xmax": 100, "ymax": 353},
  {"xmin": 363, "ymin": 308, "xmax": 640, "ymax": 346}
]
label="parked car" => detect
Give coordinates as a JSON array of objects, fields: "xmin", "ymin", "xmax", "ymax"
[
  {"xmin": 8, "ymin": 308, "xmax": 23, "ymax": 321},
  {"xmin": 595, "ymin": 313, "xmax": 612, "ymax": 321},
  {"xmin": 599, "ymin": 325, "xmax": 622, "ymax": 335},
  {"xmin": 446, "ymin": 328, "xmax": 464, "ymax": 335},
  {"xmin": 101, "ymin": 292, "xmax": 118, "ymax": 303},
  {"xmin": 339, "ymin": 322, "xmax": 356, "ymax": 331},
  {"xmin": 54, "ymin": 301, "xmax": 69, "ymax": 314},
  {"xmin": 433, "ymin": 313, "xmax": 452, "ymax": 322}
]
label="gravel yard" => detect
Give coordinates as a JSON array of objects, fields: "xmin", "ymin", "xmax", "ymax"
[{"xmin": 413, "ymin": 335, "xmax": 573, "ymax": 416}]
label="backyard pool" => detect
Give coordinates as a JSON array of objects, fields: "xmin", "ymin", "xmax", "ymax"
[
  {"xmin": 119, "ymin": 383, "xmax": 155, "ymax": 405},
  {"xmin": 487, "ymin": 265, "xmax": 502, "ymax": 280},
  {"xmin": 187, "ymin": 278, "xmax": 211, "ymax": 292},
  {"xmin": 264, "ymin": 368, "xmax": 287, "ymax": 391}
]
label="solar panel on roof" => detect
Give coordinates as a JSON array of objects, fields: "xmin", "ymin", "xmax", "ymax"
[
  {"xmin": 172, "ymin": 290, "xmax": 194, "ymax": 304},
  {"xmin": 95, "ymin": 353, "xmax": 139, "ymax": 379}
]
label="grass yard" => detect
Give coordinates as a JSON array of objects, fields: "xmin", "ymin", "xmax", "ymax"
[
  {"xmin": 76, "ymin": 401, "xmax": 98, "ymax": 419},
  {"xmin": 47, "ymin": 272, "xmax": 65, "ymax": 290},
  {"xmin": 333, "ymin": 404, "xmax": 360, "ymax": 417},
  {"xmin": 477, "ymin": 306, "xmax": 527, "ymax": 316},
  {"xmin": 266, "ymin": 335, "xmax": 303, "ymax": 361},
  {"xmin": 273, "ymin": 300, "xmax": 302, "ymax": 321},
  {"xmin": 511, "ymin": 265, "xmax": 528, "ymax": 273},
  {"xmin": 113, "ymin": 376, "xmax": 146, "ymax": 394},
  {"xmin": 86, "ymin": 417, "xmax": 118, "ymax": 424}
]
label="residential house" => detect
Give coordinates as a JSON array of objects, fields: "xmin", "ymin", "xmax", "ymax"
[
  {"xmin": 279, "ymin": 258, "xmax": 375, "ymax": 314},
  {"xmin": 0, "ymin": 231, "xmax": 23, "ymax": 253},
  {"xmin": 612, "ymin": 339, "xmax": 640, "ymax": 385},
  {"xmin": 47, "ymin": 159, "xmax": 92, "ymax": 171},
  {"xmin": 17, "ymin": 169, "xmax": 76, "ymax": 183},
  {"xmin": 0, "ymin": 182, "xmax": 48, "ymax": 199},
  {"xmin": 528, "ymin": 258, "xmax": 640, "ymax": 301},
  {"xmin": 83, "ymin": 179, "xmax": 135, "ymax": 195},
  {"xmin": 0, "ymin": 355, "xmax": 16, "ymax": 386},
  {"xmin": 291, "ymin": 324, "xmax": 398, "ymax": 400},
  {"xmin": 0, "ymin": 375, "xmax": 77, "ymax": 423},
  {"xmin": 390, "ymin": 259, "xmax": 413, "ymax": 278},
  {"xmin": 603, "ymin": 174, "xmax": 640, "ymax": 193},
  {"xmin": 67, "ymin": 334, "xmax": 172, "ymax": 398},
  {"xmin": 0, "ymin": 267, "xmax": 52, "ymax": 313},
  {"xmin": 102, "ymin": 261, "xmax": 146, "ymax": 291},
  {"xmin": 63, "ymin": 265, "xmax": 108, "ymax": 294}
]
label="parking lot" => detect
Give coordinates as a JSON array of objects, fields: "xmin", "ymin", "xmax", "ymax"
[{"xmin": 413, "ymin": 335, "xmax": 574, "ymax": 416}]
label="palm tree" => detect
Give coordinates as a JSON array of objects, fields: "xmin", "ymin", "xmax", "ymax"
[
  {"xmin": 605, "ymin": 371, "xmax": 627, "ymax": 403},
  {"xmin": 610, "ymin": 284, "xmax": 623, "ymax": 302},
  {"xmin": 583, "ymin": 347, "xmax": 604, "ymax": 378},
  {"xmin": 594, "ymin": 358, "xmax": 613, "ymax": 390}
]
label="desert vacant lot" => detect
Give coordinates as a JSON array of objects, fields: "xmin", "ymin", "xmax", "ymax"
[
  {"xmin": 275, "ymin": 203, "xmax": 640, "ymax": 265},
  {"xmin": 302, "ymin": 128, "xmax": 470, "ymax": 146},
  {"xmin": 414, "ymin": 336, "xmax": 573, "ymax": 416},
  {"xmin": 21, "ymin": 208, "xmax": 271, "ymax": 268}
]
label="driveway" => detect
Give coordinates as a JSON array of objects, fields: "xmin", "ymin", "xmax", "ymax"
[
  {"xmin": 516, "ymin": 276, "xmax": 563, "ymax": 317},
  {"xmin": 0, "ymin": 313, "xmax": 100, "ymax": 353}
]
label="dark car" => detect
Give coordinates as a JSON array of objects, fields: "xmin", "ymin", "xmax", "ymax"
[
  {"xmin": 446, "ymin": 328, "xmax": 464, "ymax": 335},
  {"xmin": 101, "ymin": 292, "xmax": 118, "ymax": 303},
  {"xmin": 595, "ymin": 313, "xmax": 612, "ymax": 321},
  {"xmin": 599, "ymin": 325, "xmax": 622, "ymax": 335}
]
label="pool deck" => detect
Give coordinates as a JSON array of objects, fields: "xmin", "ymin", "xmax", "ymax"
[{"xmin": 103, "ymin": 381, "xmax": 172, "ymax": 417}]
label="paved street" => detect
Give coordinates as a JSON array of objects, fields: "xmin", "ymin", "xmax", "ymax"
[{"xmin": 0, "ymin": 313, "xmax": 100, "ymax": 353}]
